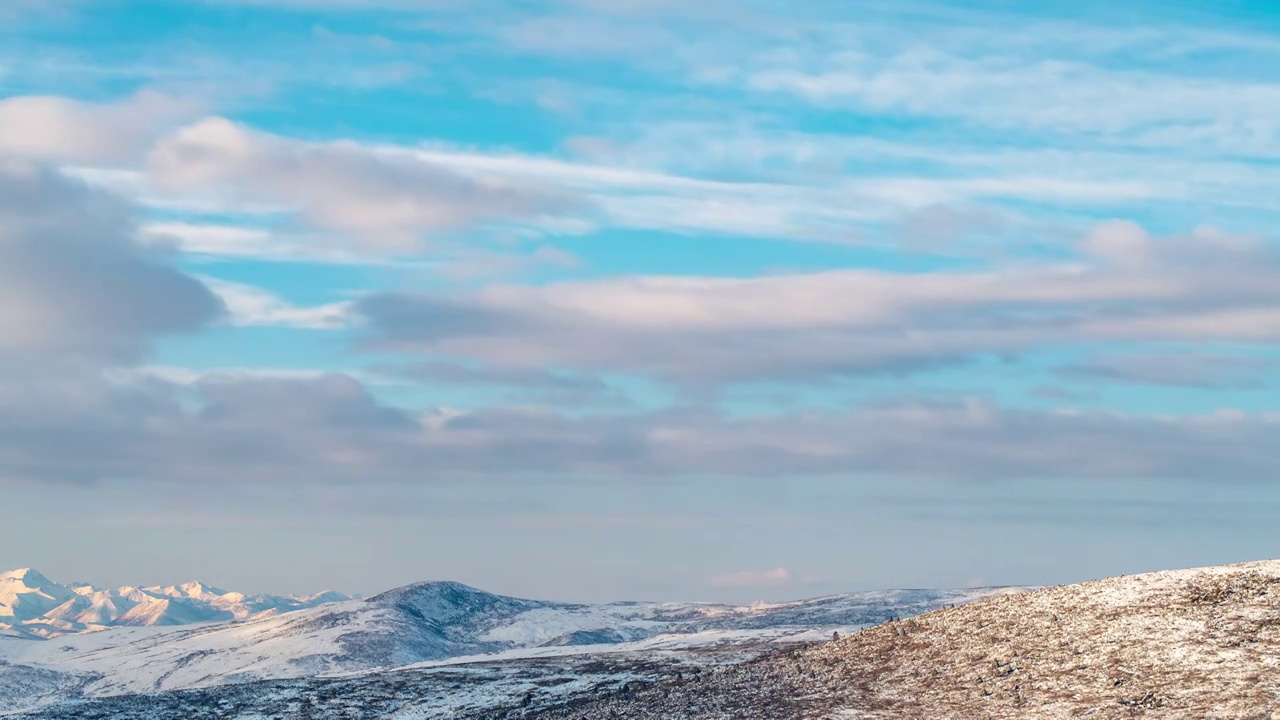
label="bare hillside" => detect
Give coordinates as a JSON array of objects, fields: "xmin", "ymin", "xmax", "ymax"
[{"xmin": 528, "ymin": 559, "xmax": 1280, "ymax": 719}]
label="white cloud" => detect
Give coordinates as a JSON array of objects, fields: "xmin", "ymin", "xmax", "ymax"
[
  {"xmin": 138, "ymin": 221, "xmax": 429, "ymax": 265},
  {"xmin": 140, "ymin": 222, "xmax": 284, "ymax": 258},
  {"xmin": 201, "ymin": 277, "xmax": 353, "ymax": 330},
  {"xmin": 0, "ymin": 92, "xmax": 203, "ymax": 165},
  {"xmin": 356, "ymin": 223, "xmax": 1280, "ymax": 382},
  {"xmin": 147, "ymin": 118, "xmax": 582, "ymax": 252}
]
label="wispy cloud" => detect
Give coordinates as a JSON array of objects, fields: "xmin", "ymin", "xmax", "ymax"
[
  {"xmin": 201, "ymin": 277, "xmax": 353, "ymax": 329},
  {"xmin": 745, "ymin": 55, "xmax": 1280, "ymax": 150}
]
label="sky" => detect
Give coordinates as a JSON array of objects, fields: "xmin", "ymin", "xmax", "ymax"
[{"xmin": 2, "ymin": 0, "xmax": 1280, "ymax": 603}]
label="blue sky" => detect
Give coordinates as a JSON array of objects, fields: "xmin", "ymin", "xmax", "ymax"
[{"xmin": 1, "ymin": 0, "xmax": 1279, "ymax": 602}]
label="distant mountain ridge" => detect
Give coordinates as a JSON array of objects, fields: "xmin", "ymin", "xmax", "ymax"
[
  {"xmin": 0, "ymin": 568, "xmax": 349, "ymax": 639},
  {"xmin": 0, "ymin": 575, "xmax": 1021, "ymax": 713}
]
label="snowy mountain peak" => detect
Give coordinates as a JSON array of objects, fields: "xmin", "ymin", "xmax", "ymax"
[
  {"xmin": 297, "ymin": 590, "xmax": 350, "ymax": 604},
  {"xmin": 0, "ymin": 568, "xmax": 54, "ymax": 587},
  {"xmin": 0, "ymin": 569, "xmax": 350, "ymax": 639},
  {"xmin": 368, "ymin": 579, "xmax": 486, "ymax": 600},
  {"xmin": 147, "ymin": 581, "xmax": 230, "ymax": 601},
  {"xmin": 368, "ymin": 581, "xmax": 553, "ymax": 625},
  {"xmin": 0, "ymin": 568, "xmax": 74, "ymax": 623}
]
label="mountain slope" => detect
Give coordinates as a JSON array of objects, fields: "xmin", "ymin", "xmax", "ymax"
[
  {"xmin": 528, "ymin": 558, "xmax": 1280, "ymax": 719},
  {"xmin": 0, "ymin": 570, "xmax": 349, "ymax": 639}
]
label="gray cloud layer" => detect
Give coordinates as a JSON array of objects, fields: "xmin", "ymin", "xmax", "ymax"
[
  {"xmin": 1, "ymin": 373, "xmax": 1276, "ymax": 485},
  {"xmin": 1060, "ymin": 353, "xmax": 1280, "ymax": 390},
  {"xmin": 375, "ymin": 361, "xmax": 627, "ymax": 406},
  {"xmin": 0, "ymin": 162, "xmax": 222, "ymax": 361}
]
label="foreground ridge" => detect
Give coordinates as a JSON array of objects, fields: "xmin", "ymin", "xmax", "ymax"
[{"xmin": 527, "ymin": 559, "xmax": 1280, "ymax": 719}]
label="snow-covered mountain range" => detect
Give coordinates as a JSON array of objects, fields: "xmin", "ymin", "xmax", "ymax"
[
  {"xmin": 0, "ymin": 569, "xmax": 1021, "ymax": 716},
  {"xmin": 0, "ymin": 568, "xmax": 348, "ymax": 639}
]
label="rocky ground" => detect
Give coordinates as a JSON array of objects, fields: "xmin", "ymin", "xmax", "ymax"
[{"xmin": 528, "ymin": 559, "xmax": 1280, "ymax": 719}]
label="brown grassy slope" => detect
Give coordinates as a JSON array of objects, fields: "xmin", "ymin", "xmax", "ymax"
[{"xmin": 527, "ymin": 559, "xmax": 1280, "ymax": 719}]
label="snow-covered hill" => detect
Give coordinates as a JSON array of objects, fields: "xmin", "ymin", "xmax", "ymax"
[
  {"xmin": 528, "ymin": 558, "xmax": 1280, "ymax": 719},
  {"xmin": 0, "ymin": 577, "xmax": 1017, "ymax": 716},
  {"xmin": 0, "ymin": 568, "xmax": 348, "ymax": 639}
]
